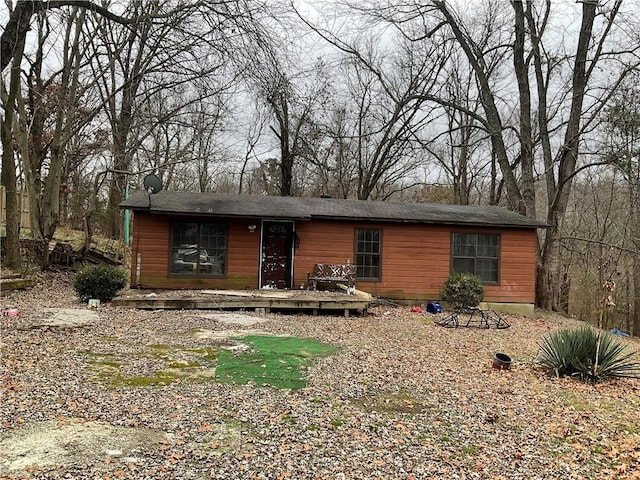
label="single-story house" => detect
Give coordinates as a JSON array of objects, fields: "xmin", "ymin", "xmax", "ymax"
[{"xmin": 120, "ymin": 191, "xmax": 545, "ymax": 313}]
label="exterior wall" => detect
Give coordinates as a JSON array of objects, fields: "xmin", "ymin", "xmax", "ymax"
[
  {"xmin": 293, "ymin": 221, "xmax": 536, "ymax": 304},
  {"xmin": 130, "ymin": 213, "xmax": 537, "ymax": 304},
  {"xmin": 130, "ymin": 214, "xmax": 261, "ymax": 289}
]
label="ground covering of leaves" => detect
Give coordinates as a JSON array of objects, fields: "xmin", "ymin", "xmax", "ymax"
[{"xmin": 2, "ymin": 271, "xmax": 640, "ymax": 479}]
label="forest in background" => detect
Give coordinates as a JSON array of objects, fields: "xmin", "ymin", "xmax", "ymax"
[{"xmin": 1, "ymin": 0, "xmax": 639, "ymax": 333}]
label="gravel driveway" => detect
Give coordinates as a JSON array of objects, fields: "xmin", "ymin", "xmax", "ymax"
[{"xmin": 1, "ymin": 271, "xmax": 639, "ymax": 479}]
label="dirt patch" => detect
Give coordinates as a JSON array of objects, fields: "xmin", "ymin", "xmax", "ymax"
[
  {"xmin": 192, "ymin": 328, "xmax": 270, "ymax": 340},
  {"xmin": 0, "ymin": 419, "xmax": 173, "ymax": 474},
  {"xmin": 85, "ymin": 344, "xmax": 220, "ymax": 387},
  {"xmin": 196, "ymin": 312, "xmax": 271, "ymax": 326}
]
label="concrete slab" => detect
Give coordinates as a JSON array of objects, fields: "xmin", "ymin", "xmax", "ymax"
[
  {"xmin": 0, "ymin": 419, "xmax": 173, "ymax": 474},
  {"xmin": 480, "ymin": 302, "xmax": 535, "ymax": 316},
  {"xmin": 35, "ymin": 308, "xmax": 99, "ymax": 328},
  {"xmin": 197, "ymin": 312, "xmax": 271, "ymax": 326}
]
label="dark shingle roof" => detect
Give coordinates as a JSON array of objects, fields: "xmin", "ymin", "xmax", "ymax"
[{"xmin": 120, "ymin": 191, "xmax": 546, "ymax": 229}]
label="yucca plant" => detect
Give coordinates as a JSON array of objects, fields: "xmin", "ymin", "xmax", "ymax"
[{"xmin": 536, "ymin": 325, "xmax": 640, "ymax": 382}]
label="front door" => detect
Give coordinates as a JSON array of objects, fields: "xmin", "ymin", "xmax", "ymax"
[{"xmin": 260, "ymin": 221, "xmax": 294, "ymax": 289}]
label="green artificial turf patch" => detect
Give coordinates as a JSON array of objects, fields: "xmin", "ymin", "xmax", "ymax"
[{"xmin": 215, "ymin": 335, "xmax": 338, "ymax": 389}]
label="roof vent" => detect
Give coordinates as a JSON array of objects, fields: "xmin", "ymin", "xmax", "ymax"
[{"xmin": 320, "ymin": 194, "xmax": 332, "ymax": 199}]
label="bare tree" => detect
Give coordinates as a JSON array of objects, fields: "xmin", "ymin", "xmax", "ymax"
[
  {"xmin": 245, "ymin": 48, "xmax": 330, "ymax": 196},
  {"xmin": 350, "ymin": 46, "xmax": 442, "ymax": 200},
  {"xmin": 602, "ymin": 76, "xmax": 640, "ymax": 334},
  {"xmin": 420, "ymin": 53, "xmax": 488, "ymax": 205},
  {"xmin": 86, "ymin": 0, "xmax": 265, "ymax": 238},
  {"xmin": 238, "ymin": 109, "xmax": 269, "ymax": 194},
  {"xmin": 295, "ymin": 103, "xmax": 358, "ymax": 199},
  {"xmin": 527, "ymin": 0, "xmax": 637, "ymax": 310},
  {"xmin": 88, "ymin": 1, "xmax": 179, "ymax": 239},
  {"xmin": 1, "ymin": 0, "xmax": 135, "ymax": 72},
  {"xmin": 292, "ymin": 10, "xmax": 452, "ymax": 200},
  {"xmin": 561, "ymin": 171, "xmax": 635, "ymax": 330},
  {"xmin": 6, "ymin": 7, "xmax": 90, "ymax": 265}
]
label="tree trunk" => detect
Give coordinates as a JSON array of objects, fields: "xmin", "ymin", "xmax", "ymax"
[
  {"xmin": 44, "ymin": 8, "xmax": 84, "ymax": 240},
  {"xmin": 512, "ymin": 0, "xmax": 536, "ymax": 219},
  {"xmin": 279, "ymin": 107, "xmax": 293, "ymax": 197},
  {"xmin": 433, "ymin": 0, "xmax": 525, "ymax": 215},
  {"xmin": 0, "ymin": 45, "xmax": 24, "ymax": 271},
  {"xmin": 536, "ymin": 222, "xmax": 560, "ymax": 311},
  {"xmin": 106, "ymin": 160, "xmax": 127, "ymax": 239},
  {"xmin": 537, "ymin": 0, "xmax": 597, "ymax": 311},
  {"xmin": 631, "ymin": 185, "xmax": 640, "ymax": 336},
  {"xmin": 12, "ymin": 10, "xmax": 87, "ymax": 266},
  {"xmin": 525, "ymin": 0, "xmax": 555, "ymax": 206},
  {"xmin": 102, "ymin": 13, "xmax": 151, "ymax": 238},
  {"xmin": 269, "ymin": 91, "xmax": 293, "ymax": 197},
  {"xmin": 105, "ymin": 89, "xmax": 136, "ymax": 239}
]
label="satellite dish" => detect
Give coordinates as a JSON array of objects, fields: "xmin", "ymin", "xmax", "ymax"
[{"xmin": 143, "ymin": 174, "xmax": 163, "ymax": 194}]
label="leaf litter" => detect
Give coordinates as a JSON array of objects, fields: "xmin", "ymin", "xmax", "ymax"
[{"xmin": 1, "ymin": 272, "xmax": 639, "ymax": 479}]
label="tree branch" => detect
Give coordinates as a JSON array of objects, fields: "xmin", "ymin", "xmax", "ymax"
[
  {"xmin": 1, "ymin": 0, "xmax": 137, "ymax": 72},
  {"xmin": 559, "ymin": 236, "xmax": 640, "ymax": 256}
]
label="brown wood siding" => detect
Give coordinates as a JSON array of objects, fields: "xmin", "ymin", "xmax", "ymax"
[
  {"xmin": 130, "ymin": 214, "xmax": 261, "ymax": 289},
  {"xmin": 378, "ymin": 225, "xmax": 451, "ymax": 296},
  {"xmin": 293, "ymin": 221, "xmax": 356, "ymax": 287},
  {"xmin": 484, "ymin": 230, "xmax": 536, "ymax": 303},
  {"xmin": 294, "ymin": 221, "xmax": 536, "ymax": 304},
  {"xmin": 131, "ymin": 213, "xmax": 536, "ymax": 304}
]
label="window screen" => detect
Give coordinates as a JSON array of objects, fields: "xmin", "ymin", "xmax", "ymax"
[
  {"xmin": 355, "ymin": 229, "xmax": 381, "ymax": 280},
  {"xmin": 452, "ymin": 233, "xmax": 499, "ymax": 283}
]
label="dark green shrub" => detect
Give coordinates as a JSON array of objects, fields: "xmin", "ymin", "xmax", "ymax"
[
  {"xmin": 536, "ymin": 325, "xmax": 640, "ymax": 382},
  {"xmin": 440, "ymin": 272, "xmax": 484, "ymax": 309},
  {"xmin": 74, "ymin": 264, "xmax": 128, "ymax": 303}
]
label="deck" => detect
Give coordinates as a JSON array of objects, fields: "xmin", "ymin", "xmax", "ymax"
[{"xmin": 111, "ymin": 288, "xmax": 372, "ymax": 317}]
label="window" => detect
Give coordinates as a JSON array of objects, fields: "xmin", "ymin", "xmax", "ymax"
[
  {"xmin": 355, "ymin": 229, "xmax": 381, "ymax": 280},
  {"xmin": 170, "ymin": 222, "xmax": 226, "ymax": 276},
  {"xmin": 452, "ymin": 233, "xmax": 499, "ymax": 283}
]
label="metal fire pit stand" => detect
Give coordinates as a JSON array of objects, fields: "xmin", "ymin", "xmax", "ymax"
[{"xmin": 435, "ymin": 307, "xmax": 510, "ymax": 329}]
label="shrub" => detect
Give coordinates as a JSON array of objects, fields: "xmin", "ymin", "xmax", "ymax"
[
  {"xmin": 74, "ymin": 264, "xmax": 128, "ymax": 303},
  {"xmin": 440, "ymin": 272, "xmax": 484, "ymax": 309},
  {"xmin": 536, "ymin": 325, "xmax": 640, "ymax": 382}
]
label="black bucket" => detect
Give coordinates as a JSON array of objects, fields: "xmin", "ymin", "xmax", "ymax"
[{"xmin": 492, "ymin": 352, "xmax": 512, "ymax": 370}]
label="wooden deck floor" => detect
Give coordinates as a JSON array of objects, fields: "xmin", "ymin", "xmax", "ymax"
[{"xmin": 111, "ymin": 289, "xmax": 372, "ymax": 317}]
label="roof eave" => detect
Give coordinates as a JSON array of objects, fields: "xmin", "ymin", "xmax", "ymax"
[
  {"xmin": 137, "ymin": 208, "xmax": 311, "ymax": 221},
  {"xmin": 127, "ymin": 209, "xmax": 545, "ymax": 229},
  {"xmin": 310, "ymin": 214, "xmax": 545, "ymax": 229}
]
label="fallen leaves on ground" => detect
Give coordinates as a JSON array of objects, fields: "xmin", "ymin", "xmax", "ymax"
[{"xmin": 1, "ymin": 273, "xmax": 639, "ymax": 479}]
